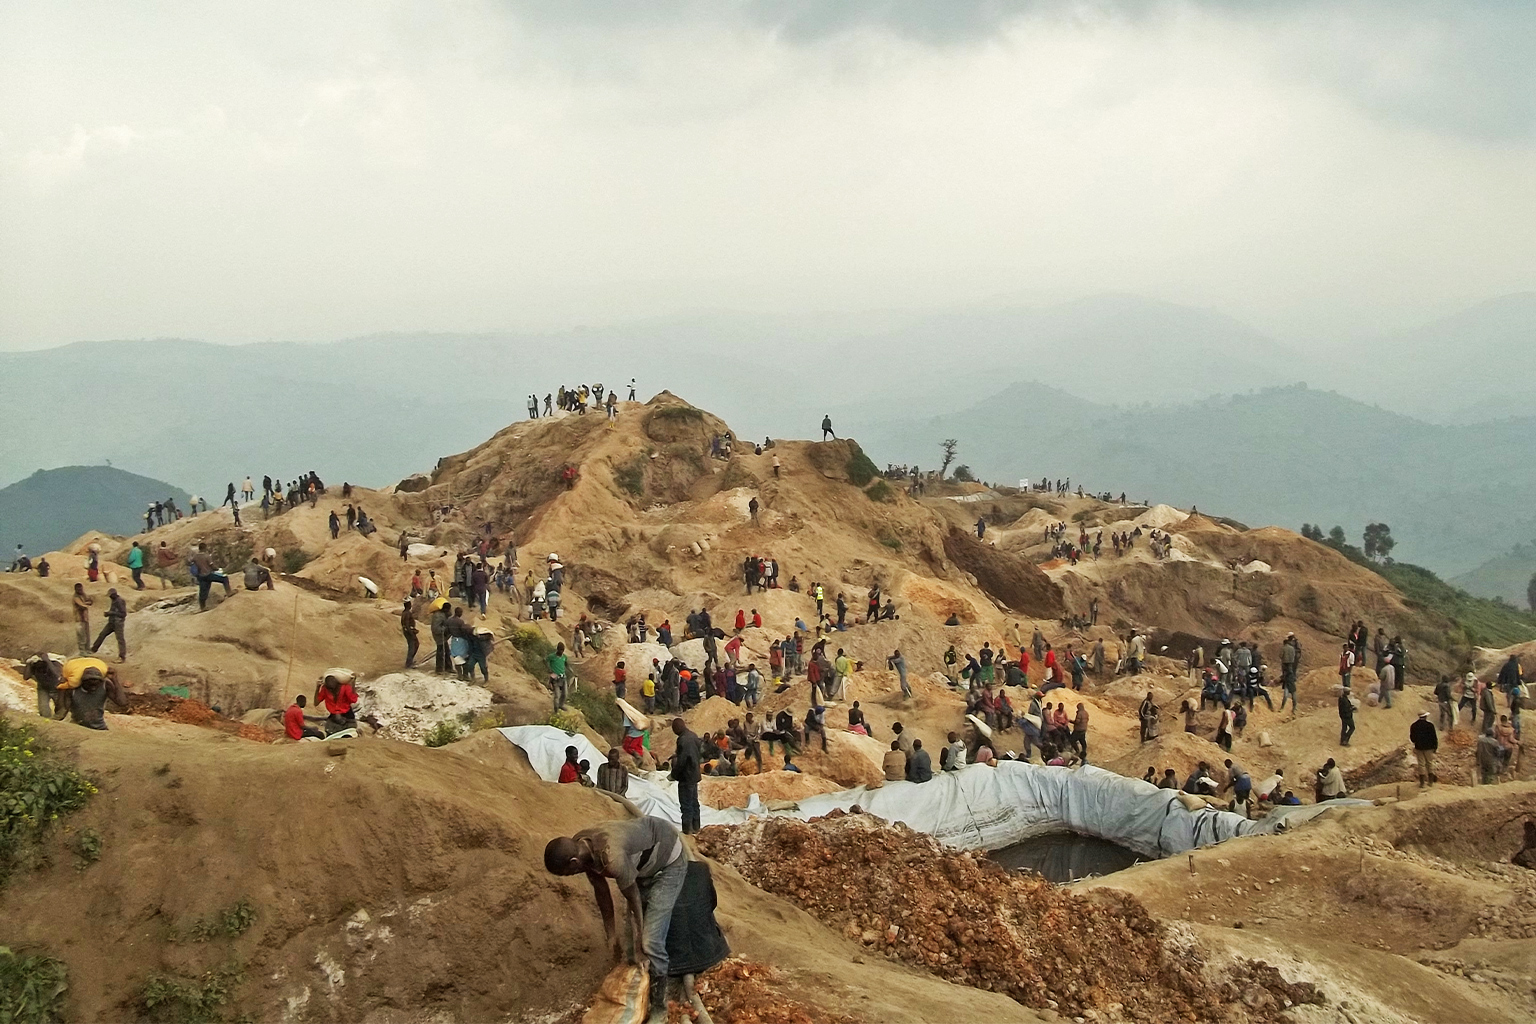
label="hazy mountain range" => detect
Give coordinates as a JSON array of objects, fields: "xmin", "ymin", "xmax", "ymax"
[{"xmin": 2, "ymin": 292, "xmax": 1531, "ymax": 581}]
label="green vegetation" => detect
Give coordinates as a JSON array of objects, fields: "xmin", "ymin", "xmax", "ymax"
[
  {"xmin": 879, "ymin": 534, "xmax": 903, "ymax": 551},
  {"xmin": 939, "ymin": 438, "xmax": 958, "ymax": 479},
  {"xmin": 0, "ymin": 717, "xmax": 97, "ymax": 885},
  {"xmin": 951, "ymin": 465, "xmax": 976, "ymax": 483},
  {"xmin": 614, "ymin": 456, "xmax": 647, "ymax": 497},
  {"xmin": 73, "ymin": 828, "xmax": 102, "ymax": 869},
  {"xmin": 569, "ymin": 687, "xmax": 620, "ymax": 740},
  {"xmin": 865, "ymin": 480, "xmax": 895, "ymax": 503},
  {"xmin": 423, "ymin": 721, "xmax": 462, "ymax": 748},
  {"xmin": 545, "ymin": 708, "xmax": 584, "ymax": 734},
  {"xmin": 0, "ymin": 946, "xmax": 69, "ymax": 1024},
  {"xmin": 845, "ymin": 443, "xmax": 879, "ymax": 487},
  {"xmin": 179, "ymin": 898, "xmax": 256, "ymax": 944},
  {"xmin": 507, "ymin": 625, "xmax": 556, "ymax": 681},
  {"xmin": 649, "ymin": 405, "xmax": 704, "ymax": 423},
  {"xmin": 139, "ymin": 962, "xmax": 244, "ymax": 1024},
  {"xmin": 278, "ymin": 548, "xmax": 312, "ymax": 574},
  {"xmin": 1306, "ymin": 525, "xmax": 1536, "ymax": 648}
]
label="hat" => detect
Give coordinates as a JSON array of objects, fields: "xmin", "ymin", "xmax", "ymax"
[{"xmin": 1417, "ymin": 711, "xmax": 1429, "ymax": 719}]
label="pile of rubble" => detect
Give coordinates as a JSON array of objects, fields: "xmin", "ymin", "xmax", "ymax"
[
  {"xmin": 674, "ymin": 959, "xmax": 856, "ymax": 1024},
  {"xmin": 696, "ymin": 811, "xmax": 1321, "ymax": 1022}
]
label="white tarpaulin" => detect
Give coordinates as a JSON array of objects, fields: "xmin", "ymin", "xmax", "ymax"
[{"xmin": 499, "ymin": 726, "xmax": 1257, "ymax": 858}]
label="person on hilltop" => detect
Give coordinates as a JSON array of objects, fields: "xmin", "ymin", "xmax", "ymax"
[
  {"xmin": 72, "ymin": 583, "xmax": 93, "ymax": 655},
  {"xmin": 400, "ymin": 598, "xmax": 419, "ymax": 669},
  {"xmin": 671, "ymin": 718, "xmax": 703, "ymax": 834},
  {"xmin": 1338, "ymin": 688, "xmax": 1357, "ymax": 747},
  {"xmin": 1409, "ymin": 711, "xmax": 1439, "ymax": 786},
  {"xmin": 819, "ymin": 415, "xmax": 837, "ymax": 441},
  {"xmin": 222, "ymin": 481, "xmax": 237, "ymax": 508},
  {"xmin": 90, "ymin": 588, "xmax": 129, "ymax": 662},
  {"xmin": 125, "ymin": 541, "xmax": 146, "ymax": 590}
]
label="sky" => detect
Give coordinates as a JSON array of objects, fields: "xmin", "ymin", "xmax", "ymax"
[{"xmin": 1, "ymin": 0, "xmax": 1533, "ymax": 350}]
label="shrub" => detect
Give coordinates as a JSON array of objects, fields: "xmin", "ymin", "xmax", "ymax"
[
  {"xmin": 649, "ymin": 405, "xmax": 703, "ymax": 423},
  {"xmin": 73, "ymin": 828, "xmax": 102, "ymax": 869},
  {"xmin": 879, "ymin": 534, "xmax": 903, "ymax": 551},
  {"xmin": 614, "ymin": 456, "xmax": 647, "ymax": 497},
  {"xmin": 468, "ymin": 710, "xmax": 507, "ymax": 733},
  {"xmin": 951, "ymin": 465, "xmax": 976, "ymax": 483},
  {"xmin": 865, "ymin": 480, "xmax": 894, "ymax": 503},
  {"xmin": 423, "ymin": 721, "xmax": 462, "ymax": 748},
  {"xmin": 845, "ymin": 444, "xmax": 879, "ymax": 487},
  {"xmin": 545, "ymin": 709, "xmax": 584, "ymax": 734},
  {"xmin": 196, "ymin": 533, "xmax": 252, "ymax": 575},
  {"xmin": 139, "ymin": 962, "xmax": 243, "ymax": 1024},
  {"xmin": 0, "ymin": 946, "xmax": 69, "ymax": 1024},
  {"xmin": 278, "ymin": 549, "xmax": 311, "ymax": 574},
  {"xmin": 179, "ymin": 898, "xmax": 257, "ymax": 943},
  {"xmin": 0, "ymin": 717, "xmax": 97, "ymax": 885},
  {"xmin": 507, "ymin": 626, "xmax": 556, "ymax": 680},
  {"xmin": 569, "ymin": 687, "xmax": 620, "ymax": 740}
]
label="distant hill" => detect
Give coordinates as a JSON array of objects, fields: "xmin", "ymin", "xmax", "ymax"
[
  {"xmin": 0, "ymin": 466, "xmax": 189, "ymax": 557},
  {"xmin": 849, "ymin": 382, "xmax": 1536, "ymax": 577},
  {"xmin": 1452, "ymin": 542, "xmax": 1536, "ymax": 608}
]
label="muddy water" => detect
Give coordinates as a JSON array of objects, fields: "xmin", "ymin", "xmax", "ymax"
[{"xmin": 989, "ymin": 832, "xmax": 1144, "ymax": 882}]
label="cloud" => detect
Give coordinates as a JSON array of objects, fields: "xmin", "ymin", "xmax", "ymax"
[{"xmin": 0, "ymin": 0, "xmax": 1530, "ymax": 350}]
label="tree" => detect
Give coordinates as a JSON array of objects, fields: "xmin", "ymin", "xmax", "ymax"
[
  {"xmin": 1300, "ymin": 523, "xmax": 1322, "ymax": 542},
  {"xmin": 939, "ymin": 439, "xmax": 959, "ymax": 480},
  {"xmin": 1528, "ymin": 571, "xmax": 1536, "ymax": 612},
  {"xmin": 1327, "ymin": 526, "xmax": 1346, "ymax": 547},
  {"xmin": 952, "ymin": 465, "xmax": 976, "ymax": 483},
  {"xmin": 1362, "ymin": 522, "xmax": 1396, "ymax": 562}
]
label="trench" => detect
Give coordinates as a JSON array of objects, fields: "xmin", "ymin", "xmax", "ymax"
[{"xmin": 989, "ymin": 832, "xmax": 1145, "ymax": 883}]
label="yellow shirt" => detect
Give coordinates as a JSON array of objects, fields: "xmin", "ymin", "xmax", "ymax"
[
  {"xmin": 642, "ymin": 678, "xmax": 656, "ymax": 696},
  {"xmin": 60, "ymin": 657, "xmax": 109, "ymax": 690}
]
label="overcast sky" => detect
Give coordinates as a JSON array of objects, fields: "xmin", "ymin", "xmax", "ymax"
[{"xmin": 2, "ymin": 0, "xmax": 1532, "ymax": 350}]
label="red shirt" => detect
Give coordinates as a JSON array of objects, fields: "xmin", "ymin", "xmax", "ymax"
[
  {"xmin": 735, "ymin": 611, "xmax": 746, "ymax": 631},
  {"xmin": 315, "ymin": 682, "xmax": 358, "ymax": 715},
  {"xmin": 558, "ymin": 761, "xmax": 579, "ymax": 784},
  {"xmin": 751, "ymin": 613, "xmax": 762, "ymax": 628},
  {"xmin": 284, "ymin": 704, "xmax": 306, "ymax": 740}
]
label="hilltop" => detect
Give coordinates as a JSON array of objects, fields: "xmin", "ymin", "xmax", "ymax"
[
  {"xmin": 0, "ymin": 391, "xmax": 1532, "ymax": 1023},
  {"xmin": 0, "ymin": 466, "xmax": 189, "ymax": 560}
]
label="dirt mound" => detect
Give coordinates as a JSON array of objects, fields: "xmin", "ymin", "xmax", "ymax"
[
  {"xmin": 700, "ymin": 771, "xmax": 844, "ymax": 807},
  {"xmin": 698, "ymin": 811, "xmax": 1319, "ymax": 1022},
  {"xmin": 942, "ymin": 528, "xmax": 1064, "ymax": 618},
  {"xmin": 0, "ymin": 714, "xmax": 1029, "ymax": 1024},
  {"xmin": 125, "ymin": 692, "xmax": 270, "ymax": 741}
]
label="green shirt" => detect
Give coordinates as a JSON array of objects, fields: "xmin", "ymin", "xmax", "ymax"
[{"xmin": 547, "ymin": 652, "xmax": 568, "ymax": 677}]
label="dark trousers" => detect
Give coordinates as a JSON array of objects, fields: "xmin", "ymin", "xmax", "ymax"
[
  {"xmin": 131, "ymin": 567, "xmax": 144, "ymax": 589},
  {"xmin": 434, "ymin": 639, "xmax": 448, "ymax": 672},
  {"xmin": 92, "ymin": 620, "xmax": 126, "ymax": 659},
  {"xmin": 1070, "ymin": 730, "xmax": 1088, "ymax": 760},
  {"xmin": 678, "ymin": 780, "xmax": 701, "ymax": 834},
  {"xmin": 1340, "ymin": 718, "xmax": 1356, "ymax": 745},
  {"xmin": 403, "ymin": 632, "xmax": 419, "ymax": 667}
]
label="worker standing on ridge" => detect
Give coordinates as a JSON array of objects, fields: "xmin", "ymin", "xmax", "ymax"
[
  {"xmin": 671, "ymin": 718, "xmax": 702, "ymax": 835},
  {"xmin": 91, "ymin": 588, "xmax": 128, "ymax": 662},
  {"xmin": 544, "ymin": 815, "xmax": 690, "ymax": 1014},
  {"xmin": 820, "ymin": 415, "xmax": 835, "ymax": 440},
  {"xmin": 1409, "ymin": 711, "xmax": 1438, "ymax": 786},
  {"xmin": 400, "ymin": 598, "xmax": 419, "ymax": 668}
]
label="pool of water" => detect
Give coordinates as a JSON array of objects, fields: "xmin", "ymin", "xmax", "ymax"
[{"xmin": 989, "ymin": 832, "xmax": 1145, "ymax": 883}]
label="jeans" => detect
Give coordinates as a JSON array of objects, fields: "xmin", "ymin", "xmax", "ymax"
[
  {"xmin": 433, "ymin": 639, "xmax": 448, "ymax": 673},
  {"xmin": 469, "ymin": 649, "xmax": 488, "ymax": 682},
  {"xmin": 677, "ymin": 780, "xmax": 700, "ymax": 834},
  {"xmin": 1379, "ymin": 682, "xmax": 1393, "ymax": 708},
  {"xmin": 551, "ymin": 674, "xmax": 568, "ymax": 710},
  {"xmin": 131, "ymin": 567, "xmax": 144, "ymax": 589},
  {"xmin": 76, "ymin": 622, "xmax": 92, "ymax": 655},
  {"xmin": 1279, "ymin": 685, "xmax": 1297, "ymax": 712},
  {"xmin": 1340, "ymin": 718, "xmax": 1356, "ymax": 745},
  {"xmin": 1438, "ymin": 700, "xmax": 1455, "ymax": 731},
  {"xmin": 637, "ymin": 853, "xmax": 689, "ymax": 981},
  {"xmin": 476, "ymin": 589, "xmax": 487, "ymax": 615},
  {"xmin": 197, "ymin": 572, "xmax": 231, "ymax": 609},
  {"xmin": 403, "ymin": 632, "xmax": 419, "ymax": 667}
]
